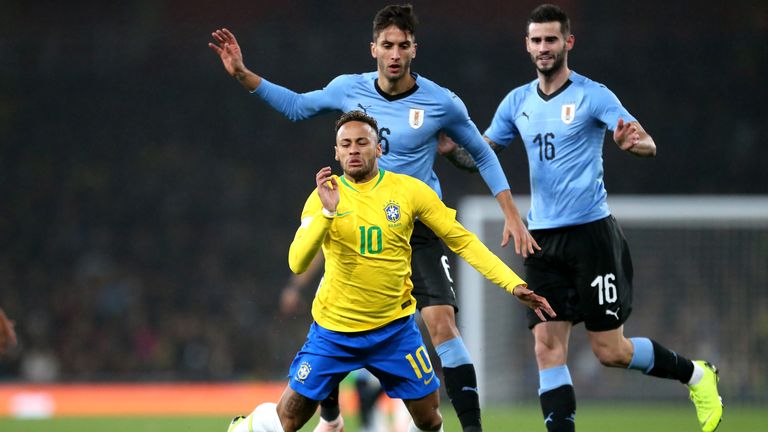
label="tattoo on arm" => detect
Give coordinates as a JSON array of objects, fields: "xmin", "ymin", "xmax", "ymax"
[{"xmin": 444, "ymin": 141, "xmax": 504, "ymax": 173}]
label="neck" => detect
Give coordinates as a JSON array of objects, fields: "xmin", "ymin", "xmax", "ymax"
[
  {"xmin": 376, "ymin": 72, "xmax": 415, "ymax": 96},
  {"xmin": 344, "ymin": 166, "xmax": 380, "ymax": 184},
  {"xmin": 537, "ymin": 65, "xmax": 571, "ymax": 95}
]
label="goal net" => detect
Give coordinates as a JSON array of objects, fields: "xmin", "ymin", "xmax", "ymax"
[{"xmin": 456, "ymin": 195, "xmax": 768, "ymax": 404}]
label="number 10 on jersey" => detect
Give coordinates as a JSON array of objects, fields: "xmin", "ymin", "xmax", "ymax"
[{"xmin": 359, "ymin": 225, "xmax": 383, "ymax": 255}]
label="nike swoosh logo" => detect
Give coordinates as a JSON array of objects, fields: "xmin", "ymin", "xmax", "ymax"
[
  {"xmin": 337, "ymin": 211, "xmax": 354, "ymax": 217},
  {"xmin": 423, "ymin": 375, "xmax": 435, "ymax": 385}
]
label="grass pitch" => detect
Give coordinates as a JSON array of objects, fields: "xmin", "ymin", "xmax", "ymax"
[{"xmin": 0, "ymin": 403, "xmax": 763, "ymax": 431}]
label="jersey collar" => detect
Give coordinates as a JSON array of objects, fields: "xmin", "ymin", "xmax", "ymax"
[
  {"xmin": 374, "ymin": 73, "xmax": 420, "ymax": 101},
  {"xmin": 536, "ymin": 79, "xmax": 573, "ymax": 102},
  {"xmin": 340, "ymin": 169, "xmax": 386, "ymax": 193}
]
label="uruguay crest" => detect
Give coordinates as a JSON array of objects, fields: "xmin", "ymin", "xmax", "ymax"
[
  {"xmin": 561, "ymin": 103, "xmax": 576, "ymax": 125},
  {"xmin": 384, "ymin": 201, "xmax": 401, "ymax": 222},
  {"xmin": 409, "ymin": 108, "xmax": 425, "ymax": 129}
]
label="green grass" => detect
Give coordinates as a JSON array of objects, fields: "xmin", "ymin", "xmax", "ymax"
[{"xmin": 0, "ymin": 403, "xmax": 763, "ymax": 431}]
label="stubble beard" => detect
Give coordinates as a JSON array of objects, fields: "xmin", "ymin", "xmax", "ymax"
[{"xmin": 532, "ymin": 49, "xmax": 565, "ymax": 77}]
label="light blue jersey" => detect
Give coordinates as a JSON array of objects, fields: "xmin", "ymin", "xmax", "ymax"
[
  {"xmin": 254, "ymin": 72, "xmax": 509, "ymax": 199},
  {"xmin": 484, "ymin": 71, "xmax": 636, "ymax": 229}
]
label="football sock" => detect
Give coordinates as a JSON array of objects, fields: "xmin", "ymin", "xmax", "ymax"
[
  {"xmin": 236, "ymin": 402, "xmax": 283, "ymax": 432},
  {"xmin": 436, "ymin": 337, "xmax": 482, "ymax": 431},
  {"xmin": 538, "ymin": 366, "xmax": 575, "ymax": 432},
  {"xmin": 355, "ymin": 372, "xmax": 383, "ymax": 427},
  {"xmin": 628, "ymin": 337, "xmax": 694, "ymax": 383},
  {"xmin": 318, "ymin": 386, "xmax": 340, "ymax": 422}
]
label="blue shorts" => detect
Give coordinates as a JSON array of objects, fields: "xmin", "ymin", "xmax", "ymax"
[{"xmin": 288, "ymin": 315, "xmax": 440, "ymax": 401}]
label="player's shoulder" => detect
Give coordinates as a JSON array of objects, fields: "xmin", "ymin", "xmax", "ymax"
[
  {"xmin": 386, "ymin": 170, "xmax": 430, "ymax": 190},
  {"xmin": 329, "ymin": 71, "xmax": 376, "ymax": 87},
  {"xmin": 504, "ymin": 78, "xmax": 538, "ymax": 103},
  {"xmin": 413, "ymin": 73, "xmax": 458, "ymax": 101},
  {"xmin": 569, "ymin": 71, "xmax": 611, "ymax": 93}
]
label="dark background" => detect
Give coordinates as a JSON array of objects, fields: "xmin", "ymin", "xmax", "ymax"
[{"xmin": 0, "ymin": 0, "xmax": 766, "ymax": 389}]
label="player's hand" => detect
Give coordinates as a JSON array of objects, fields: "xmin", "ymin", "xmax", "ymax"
[
  {"xmin": 437, "ymin": 131, "xmax": 458, "ymax": 155},
  {"xmin": 503, "ymin": 216, "xmax": 541, "ymax": 258},
  {"xmin": 0, "ymin": 308, "xmax": 17, "ymax": 356},
  {"xmin": 613, "ymin": 118, "xmax": 640, "ymax": 151},
  {"xmin": 316, "ymin": 167, "xmax": 340, "ymax": 213},
  {"xmin": 208, "ymin": 28, "xmax": 247, "ymax": 77},
  {"xmin": 511, "ymin": 285, "xmax": 556, "ymax": 322}
]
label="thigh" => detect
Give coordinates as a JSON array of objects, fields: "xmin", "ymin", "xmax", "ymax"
[
  {"xmin": 410, "ymin": 221, "xmax": 457, "ymax": 311},
  {"xmin": 524, "ymin": 229, "xmax": 582, "ymax": 328},
  {"xmin": 366, "ymin": 316, "xmax": 441, "ymax": 400},
  {"xmin": 287, "ymin": 323, "xmax": 360, "ymax": 401},
  {"xmin": 572, "ymin": 216, "xmax": 634, "ymax": 332}
]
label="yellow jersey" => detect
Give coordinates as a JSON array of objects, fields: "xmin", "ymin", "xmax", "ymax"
[{"xmin": 289, "ymin": 169, "xmax": 525, "ymax": 332}]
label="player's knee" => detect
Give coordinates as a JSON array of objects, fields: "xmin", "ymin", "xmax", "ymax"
[
  {"xmin": 534, "ymin": 340, "xmax": 566, "ymax": 366},
  {"xmin": 592, "ymin": 345, "xmax": 628, "ymax": 368},
  {"xmin": 412, "ymin": 412, "xmax": 443, "ymax": 431}
]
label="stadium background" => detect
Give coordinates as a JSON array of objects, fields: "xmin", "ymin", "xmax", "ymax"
[{"xmin": 1, "ymin": 0, "xmax": 766, "ymax": 421}]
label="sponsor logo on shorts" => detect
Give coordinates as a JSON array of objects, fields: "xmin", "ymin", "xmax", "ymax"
[{"xmin": 423, "ymin": 374, "xmax": 435, "ymax": 385}]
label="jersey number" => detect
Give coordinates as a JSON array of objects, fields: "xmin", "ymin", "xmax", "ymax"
[
  {"xmin": 591, "ymin": 273, "xmax": 617, "ymax": 305},
  {"xmin": 359, "ymin": 225, "xmax": 383, "ymax": 255},
  {"xmin": 405, "ymin": 346, "xmax": 434, "ymax": 379},
  {"xmin": 379, "ymin": 128, "xmax": 391, "ymax": 155},
  {"xmin": 534, "ymin": 132, "xmax": 556, "ymax": 161}
]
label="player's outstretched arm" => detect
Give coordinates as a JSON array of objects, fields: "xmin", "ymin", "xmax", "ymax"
[
  {"xmin": 511, "ymin": 285, "xmax": 556, "ymax": 322},
  {"xmin": 0, "ymin": 308, "xmax": 17, "ymax": 356},
  {"xmin": 208, "ymin": 28, "xmax": 262, "ymax": 92},
  {"xmin": 613, "ymin": 118, "xmax": 656, "ymax": 157}
]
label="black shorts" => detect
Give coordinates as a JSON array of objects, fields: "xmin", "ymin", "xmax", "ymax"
[
  {"xmin": 410, "ymin": 220, "xmax": 458, "ymax": 311},
  {"xmin": 524, "ymin": 215, "xmax": 633, "ymax": 331}
]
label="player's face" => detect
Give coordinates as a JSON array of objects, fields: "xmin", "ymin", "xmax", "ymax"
[
  {"xmin": 335, "ymin": 121, "xmax": 382, "ymax": 182},
  {"xmin": 371, "ymin": 25, "xmax": 417, "ymax": 82},
  {"xmin": 526, "ymin": 22, "xmax": 574, "ymax": 76}
]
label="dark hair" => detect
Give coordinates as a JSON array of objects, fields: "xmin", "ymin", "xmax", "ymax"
[
  {"xmin": 528, "ymin": 4, "xmax": 570, "ymax": 36},
  {"xmin": 372, "ymin": 4, "xmax": 418, "ymax": 41},
  {"xmin": 335, "ymin": 110, "xmax": 379, "ymax": 136}
]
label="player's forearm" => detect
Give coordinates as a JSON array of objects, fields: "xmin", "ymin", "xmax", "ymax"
[
  {"xmin": 626, "ymin": 132, "xmax": 656, "ymax": 157},
  {"xmin": 234, "ymin": 67, "xmax": 262, "ymax": 92},
  {"xmin": 494, "ymin": 190, "xmax": 524, "ymax": 222},
  {"xmin": 441, "ymin": 223, "xmax": 526, "ymax": 293},
  {"xmin": 288, "ymin": 214, "xmax": 333, "ymax": 274},
  {"xmin": 443, "ymin": 146, "xmax": 480, "ymax": 172}
]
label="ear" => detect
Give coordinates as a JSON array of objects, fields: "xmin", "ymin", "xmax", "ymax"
[
  {"xmin": 334, "ymin": 146, "xmax": 340, "ymax": 161},
  {"xmin": 375, "ymin": 142, "xmax": 382, "ymax": 158},
  {"xmin": 370, "ymin": 41, "xmax": 376, "ymax": 58},
  {"xmin": 566, "ymin": 34, "xmax": 575, "ymax": 51},
  {"xmin": 412, "ymin": 42, "xmax": 417, "ymax": 59}
]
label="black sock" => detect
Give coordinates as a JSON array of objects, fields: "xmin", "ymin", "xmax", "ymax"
[
  {"xmin": 443, "ymin": 364, "xmax": 482, "ymax": 431},
  {"xmin": 646, "ymin": 339, "xmax": 694, "ymax": 383},
  {"xmin": 355, "ymin": 376, "xmax": 383, "ymax": 427},
  {"xmin": 539, "ymin": 385, "xmax": 576, "ymax": 432},
  {"xmin": 319, "ymin": 386, "xmax": 340, "ymax": 421}
]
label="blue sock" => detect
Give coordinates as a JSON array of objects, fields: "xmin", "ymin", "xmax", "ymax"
[
  {"xmin": 435, "ymin": 337, "xmax": 472, "ymax": 367},
  {"xmin": 627, "ymin": 337, "xmax": 655, "ymax": 374},
  {"xmin": 538, "ymin": 365, "xmax": 573, "ymax": 395}
]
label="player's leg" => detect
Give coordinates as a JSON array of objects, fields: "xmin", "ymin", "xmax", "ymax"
[
  {"xmin": 524, "ymin": 225, "xmax": 581, "ymax": 432},
  {"xmin": 403, "ymin": 391, "xmax": 443, "ymax": 432},
  {"xmin": 314, "ymin": 386, "xmax": 344, "ymax": 432},
  {"xmin": 367, "ymin": 315, "xmax": 443, "ymax": 432},
  {"xmin": 354, "ymin": 369, "xmax": 386, "ymax": 432},
  {"xmin": 410, "ymin": 221, "xmax": 480, "ymax": 432},
  {"xmin": 580, "ymin": 216, "xmax": 722, "ymax": 431},
  {"xmin": 532, "ymin": 321, "xmax": 575, "ymax": 432}
]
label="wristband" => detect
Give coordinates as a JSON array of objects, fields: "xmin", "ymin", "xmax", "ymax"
[{"xmin": 321, "ymin": 208, "xmax": 337, "ymax": 218}]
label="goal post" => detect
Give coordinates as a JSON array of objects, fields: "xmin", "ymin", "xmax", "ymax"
[{"xmin": 456, "ymin": 195, "xmax": 768, "ymax": 404}]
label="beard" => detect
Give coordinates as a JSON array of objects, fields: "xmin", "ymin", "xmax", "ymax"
[
  {"xmin": 531, "ymin": 49, "xmax": 566, "ymax": 77},
  {"xmin": 344, "ymin": 161, "xmax": 376, "ymax": 182},
  {"xmin": 379, "ymin": 57, "xmax": 412, "ymax": 82}
]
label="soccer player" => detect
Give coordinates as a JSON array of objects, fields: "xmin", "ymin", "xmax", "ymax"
[
  {"xmin": 439, "ymin": 4, "xmax": 723, "ymax": 432},
  {"xmin": 209, "ymin": 5, "xmax": 536, "ymax": 432},
  {"xmin": 0, "ymin": 307, "xmax": 17, "ymax": 356},
  {"xmin": 227, "ymin": 111, "xmax": 555, "ymax": 432}
]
